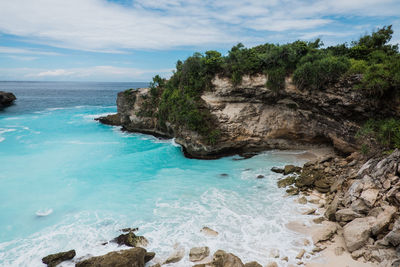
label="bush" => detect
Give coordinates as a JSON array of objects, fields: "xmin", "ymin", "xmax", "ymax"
[
  {"xmin": 356, "ymin": 63, "xmax": 391, "ymax": 96},
  {"xmin": 347, "ymin": 59, "xmax": 368, "ymax": 75},
  {"xmin": 357, "ymin": 119, "xmax": 400, "ymax": 151}
]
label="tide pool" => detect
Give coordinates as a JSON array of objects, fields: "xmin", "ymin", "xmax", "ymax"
[{"xmin": 0, "ymin": 82, "xmax": 314, "ymax": 267}]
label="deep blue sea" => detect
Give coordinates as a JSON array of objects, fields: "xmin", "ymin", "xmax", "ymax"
[{"xmin": 0, "ymin": 81, "xmax": 313, "ymax": 266}]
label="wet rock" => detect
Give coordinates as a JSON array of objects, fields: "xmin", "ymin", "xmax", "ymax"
[
  {"xmin": 335, "ymin": 208, "xmax": 363, "ymax": 222},
  {"xmin": 271, "ymin": 167, "xmax": 284, "ymax": 174},
  {"xmin": 256, "ymin": 175, "xmax": 265, "ymax": 179},
  {"xmin": 76, "ymin": 247, "xmax": 149, "ymax": 267},
  {"xmin": 315, "ymin": 179, "xmax": 331, "ymax": 193},
  {"xmin": 296, "ymin": 249, "xmax": 305, "ymax": 259},
  {"xmin": 303, "ymin": 208, "xmax": 316, "ymax": 215},
  {"xmin": 164, "ymin": 246, "xmax": 185, "ymax": 264},
  {"xmin": 343, "ymin": 217, "xmax": 375, "ymax": 252},
  {"xmin": 268, "ymin": 249, "xmax": 280, "ymax": 258},
  {"xmin": 281, "ymin": 256, "xmax": 289, "ymax": 262},
  {"xmin": 0, "ymin": 91, "xmax": 16, "ymax": 109},
  {"xmin": 145, "ymin": 252, "xmax": 155, "ymax": 262},
  {"xmin": 244, "ymin": 261, "xmax": 262, "ymax": 267},
  {"xmin": 313, "ymin": 217, "xmax": 326, "ymax": 224},
  {"xmin": 277, "ymin": 176, "xmax": 296, "ymax": 188},
  {"xmin": 283, "ymin": 165, "xmax": 302, "ymax": 175},
  {"xmin": 211, "ymin": 250, "xmax": 244, "ymax": 267},
  {"xmin": 265, "ymin": 262, "xmax": 278, "ymax": 267},
  {"xmin": 298, "ymin": 196, "xmax": 307, "ymax": 204},
  {"xmin": 113, "ymin": 230, "xmax": 148, "ymax": 247},
  {"xmin": 190, "ymin": 247, "xmax": 210, "ymax": 262},
  {"xmin": 220, "ymin": 173, "xmax": 229, "ymax": 177},
  {"xmin": 96, "ymin": 113, "xmax": 121, "ymax": 126},
  {"xmin": 201, "ymin": 226, "xmax": 219, "ymax": 236},
  {"xmin": 286, "ymin": 186, "xmax": 299, "ymax": 195},
  {"xmin": 42, "ymin": 249, "xmax": 76, "ymax": 267}
]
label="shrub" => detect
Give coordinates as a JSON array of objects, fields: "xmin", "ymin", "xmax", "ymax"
[
  {"xmin": 347, "ymin": 59, "xmax": 368, "ymax": 75},
  {"xmin": 357, "ymin": 118, "xmax": 400, "ymax": 151}
]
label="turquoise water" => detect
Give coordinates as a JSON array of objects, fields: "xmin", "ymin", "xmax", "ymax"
[{"xmin": 0, "ymin": 82, "xmax": 313, "ymax": 266}]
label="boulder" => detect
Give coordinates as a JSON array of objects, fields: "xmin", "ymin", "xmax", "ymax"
[
  {"xmin": 314, "ymin": 178, "xmax": 331, "ymax": 193},
  {"xmin": 371, "ymin": 206, "xmax": 397, "ymax": 236},
  {"xmin": 244, "ymin": 261, "xmax": 262, "ymax": 267},
  {"xmin": 271, "ymin": 167, "xmax": 284, "ymax": 174},
  {"xmin": 325, "ymin": 195, "xmax": 340, "ymax": 221},
  {"xmin": 286, "ymin": 186, "xmax": 299, "ymax": 195},
  {"xmin": 360, "ymin": 189, "xmax": 379, "ymax": 207},
  {"xmin": 312, "ymin": 221, "xmax": 337, "ymax": 243},
  {"xmin": 351, "ymin": 199, "xmax": 370, "ymax": 214},
  {"xmin": 0, "ymin": 91, "xmax": 16, "ymax": 109},
  {"xmin": 201, "ymin": 226, "xmax": 219, "ymax": 236},
  {"xmin": 343, "ymin": 217, "xmax": 375, "ymax": 252},
  {"xmin": 76, "ymin": 247, "xmax": 150, "ymax": 267},
  {"xmin": 277, "ymin": 176, "xmax": 296, "ymax": 188},
  {"xmin": 383, "ymin": 220, "xmax": 400, "ymax": 247},
  {"xmin": 42, "ymin": 249, "xmax": 76, "ymax": 267},
  {"xmin": 164, "ymin": 246, "xmax": 185, "ymax": 264},
  {"xmin": 211, "ymin": 250, "xmax": 244, "ymax": 267},
  {"xmin": 265, "ymin": 263, "xmax": 278, "ymax": 267},
  {"xmin": 113, "ymin": 230, "xmax": 148, "ymax": 247},
  {"xmin": 190, "ymin": 247, "xmax": 210, "ymax": 262},
  {"xmin": 283, "ymin": 165, "xmax": 301, "ymax": 175},
  {"xmin": 335, "ymin": 208, "xmax": 363, "ymax": 222}
]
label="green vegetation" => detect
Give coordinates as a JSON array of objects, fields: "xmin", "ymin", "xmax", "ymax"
[{"xmin": 137, "ymin": 26, "xmax": 400, "ymax": 143}]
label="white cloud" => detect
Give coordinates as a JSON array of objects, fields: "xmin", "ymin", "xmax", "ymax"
[
  {"xmin": 0, "ymin": 0, "xmax": 398, "ymax": 52},
  {"xmin": 37, "ymin": 69, "xmax": 74, "ymax": 77},
  {"xmin": 0, "ymin": 46, "xmax": 59, "ymax": 55}
]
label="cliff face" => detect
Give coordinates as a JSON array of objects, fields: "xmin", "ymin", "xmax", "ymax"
[
  {"xmin": 99, "ymin": 75, "xmax": 397, "ymax": 158},
  {"xmin": 0, "ymin": 91, "xmax": 16, "ymax": 109}
]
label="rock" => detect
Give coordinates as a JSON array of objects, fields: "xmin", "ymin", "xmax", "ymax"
[
  {"xmin": 164, "ymin": 246, "xmax": 185, "ymax": 264},
  {"xmin": 286, "ymin": 186, "xmax": 299, "ymax": 195},
  {"xmin": 256, "ymin": 175, "xmax": 264, "ymax": 179},
  {"xmin": 268, "ymin": 249, "xmax": 279, "ymax": 258},
  {"xmin": 296, "ymin": 249, "xmax": 305, "ymax": 259},
  {"xmin": 271, "ymin": 167, "xmax": 284, "ymax": 174},
  {"xmin": 265, "ymin": 262, "xmax": 278, "ymax": 267},
  {"xmin": 312, "ymin": 221, "xmax": 337, "ymax": 243},
  {"xmin": 383, "ymin": 226, "xmax": 400, "ymax": 247},
  {"xmin": 313, "ymin": 217, "xmax": 326, "ymax": 224},
  {"xmin": 351, "ymin": 199, "xmax": 370, "ymax": 214},
  {"xmin": 343, "ymin": 217, "xmax": 375, "ymax": 252},
  {"xmin": 244, "ymin": 261, "xmax": 262, "ymax": 267},
  {"xmin": 277, "ymin": 176, "xmax": 296, "ymax": 188},
  {"xmin": 371, "ymin": 206, "xmax": 397, "ymax": 236},
  {"xmin": 220, "ymin": 173, "xmax": 229, "ymax": 177},
  {"xmin": 351, "ymin": 249, "xmax": 365, "ymax": 259},
  {"xmin": 360, "ymin": 188, "xmax": 379, "ymax": 207},
  {"xmin": 201, "ymin": 226, "xmax": 219, "ymax": 236},
  {"xmin": 150, "ymin": 264, "xmax": 161, "ymax": 267},
  {"xmin": 303, "ymin": 208, "xmax": 316, "ymax": 215},
  {"xmin": 145, "ymin": 252, "xmax": 155, "ymax": 262},
  {"xmin": 96, "ymin": 113, "xmax": 121, "ymax": 126},
  {"xmin": 283, "ymin": 165, "xmax": 301, "ymax": 175},
  {"xmin": 335, "ymin": 208, "xmax": 363, "ymax": 222},
  {"xmin": 190, "ymin": 247, "xmax": 210, "ymax": 262},
  {"xmin": 281, "ymin": 256, "xmax": 289, "ymax": 262},
  {"xmin": 334, "ymin": 247, "xmax": 345, "ymax": 256},
  {"xmin": 113, "ymin": 230, "xmax": 148, "ymax": 247},
  {"xmin": 42, "ymin": 249, "xmax": 76, "ymax": 267},
  {"xmin": 0, "ymin": 91, "xmax": 16, "ymax": 109},
  {"xmin": 298, "ymin": 196, "xmax": 307, "ymax": 204},
  {"xmin": 312, "ymin": 245, "xmax": 327, "ymax": 253},
  {"xmin": 211, "ymin": 250, "xmax": 244, "ymax": 267},
  {"xmin": 76, "ymin": 247, "xmax": 148, "ymax": 267},
  {"xmin": 325, "ymin": 195, "xmax": 340, "ymax": 221},
  {"xmin": 314, "ymin": 179, "xmax": 331, "ymax": 193}
]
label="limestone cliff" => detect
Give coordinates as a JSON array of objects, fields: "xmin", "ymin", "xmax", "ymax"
[{"xmin": 99, "ymin": 75, "xmax": 397, "ymax": 158}]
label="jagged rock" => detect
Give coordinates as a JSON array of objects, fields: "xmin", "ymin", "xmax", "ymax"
[
  {"xmin": 312, "ymin": 221, "xmax": 337, "ymax": 243},
  {"xmin": 164, "ymin": 246, "xmax": 185, "ymax": 264},
  {"xmin": 0, "ymin": 91, "xmax": 16, "ymax": 109},
  {"xmin": 271, "ymin": 167, "xmax": 284, "ymax": 174},
  {"xmin": 371, "ymin": 206, "xmax": 397, "ymax": 236},
  {"xmin": 190, "ymin": 247, "xmax": 210, "ymax": 262},
  {"xmin": 145, "ymin": 252, "xmax": 155, "ymax": 262},
  {"xmin": 42, "ymin": 250, "xmax": 76, "ymax": 267},
  {"xmin": 351, "ymin": 199, "xmax": 370, "ymax": 214},
  {"xmin": 296, "ymin": 249, "xmax": 305, "ymax": 259},
  {"xmin": 211, "ymin": 250, "xmax": 244, "ymax": 267},
  {"xmin": 335, "ymin": 208, "xmax": 363, "ymax": 222},
  {"xmin": 113, "ymin": 230, "xmax": 148, "ymax": 247},
  {"xmin": 76, "ymin": 248, "xmax": 150, "ymax": 267},
  {"xmin": 96, "ymin": 113, "xmax": 121, "ymax": 126},
  {"xmin": 244, "ymin": 261, "xmax": 262, "ymax": 267},
  {"xmin": 283, "ymin": 165, "xmax": 301, "ymax": 175},
  {"xmin": 286, "ymin": 186, "xmax": 299, "ymax": 195},
  {"xmin": 325, "ymin": 195, "xmax": 340, "ymax": 221},
  {"xmin": 277, "ymin": 176, "xmax": 296, "ymax": 188},
  {"xmin": 303, "ymin": 208, "xmax": 316, "ymax": 215},
  {"xmin": 343, "ymin": 217, "xmax": 376, "ymax": 252},
  {"xmin": 314, "ymin": 178, "xmax": 331, "ymax": 193},
  {"xmin": 383, "ymin": 219, "xmax": 400, "ymax": 246},
  {"xmin": 201, "ymin": 226, "xmax": 219, "ymax": 236},
  {"xmin": 360, "ymin": 188, "xmax": 379, "ymax": 207}
]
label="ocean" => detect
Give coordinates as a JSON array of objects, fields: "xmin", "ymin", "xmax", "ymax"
[{"xmin": 0, "ymin": 81, "xmax": 313, "ymax": 266}]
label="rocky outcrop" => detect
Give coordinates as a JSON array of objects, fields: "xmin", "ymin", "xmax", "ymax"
[
  {"xmin": 98, "ymin": 74, "xmax": 397, "ymax": 159},
  {"xmin": 76, "ymin": 247, "xmax": 153, "ymax": 267},
  {"xmin": 42, "ymin": 249, "xmax": 76, "ymax": 267},
  {"xmin": 190, "ymin": 246, "xmax": 210, "ymax": 262},
  {"xmin": 0, "ymin": 91, "xmax": 16, "ymax": 109}
]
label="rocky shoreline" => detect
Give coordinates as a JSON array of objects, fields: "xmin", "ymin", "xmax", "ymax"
[{"xmin": 0, "ymin": 91, "xmax": 16, "ymax": 109}]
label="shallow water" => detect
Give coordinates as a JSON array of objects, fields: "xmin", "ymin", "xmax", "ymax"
[{"xmin": 0, "ymin": 82, "xmax": 314, "ymax": 266}]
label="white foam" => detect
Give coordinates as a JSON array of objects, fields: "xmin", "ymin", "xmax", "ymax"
[
  {"xmin": 0, "ymin": 128, "xmax": 16, "ymax": 134},
  {"xmin": 0, "ymin": 137, "xmax": 4, "ymax": 142},
  {"xmin": 35, "ymin": 209, "xmax": 53, "ymax": 217}
]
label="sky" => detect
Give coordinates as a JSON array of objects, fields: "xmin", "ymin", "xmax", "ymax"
[{"xmin": 0, "ymin": 0, "xmax": 399, "ymax": 82}]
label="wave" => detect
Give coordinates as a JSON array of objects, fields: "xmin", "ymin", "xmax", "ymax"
[{"xmin": 35, "ymin": 209, "xmax": 53, "ymax": 217}]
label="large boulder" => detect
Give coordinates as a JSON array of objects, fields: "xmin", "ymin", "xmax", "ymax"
[
  {"xmin": 335, "ymin": 208, "xmax": 363, "ymax": 222},
  {"xmin": 343, "ymin": 217, "xmax": 375, "ymax": 252},
  {"xmin": 76, "ymin": 248, "xmax": 150, "ymax": 267},
  {"xmin": 371, "ymin": 206, "xmax": 397, "ymax": 236},
  {"xmin": 190, "ymin": 247, "xmax": 210, "ymax": 262},
  {"xmin": 211, "ymin": 250, "xmax": 244, "ymax": 267},
  {"xmin": 42, "ymin": 249, "xmax": 76, "ymax": 267},
  {"xmin": 0, "ymin": 91, "xmax": 16, "ymax": 109},
  {"xmin": 312, "ymin": 221, "xmax": 337, "ymax": 243},
  {"xmin": 113, "ymin": 229, "xmax": 148, "ymax": 247}
]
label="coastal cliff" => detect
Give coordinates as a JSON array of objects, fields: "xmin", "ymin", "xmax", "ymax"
[
  {"xmin": 99, "ymin": 74, "xmax": 396, "ymax": 159},
  {"xmin": 0, "ymin": 91, "xmax": 16, "ymax": 109}
]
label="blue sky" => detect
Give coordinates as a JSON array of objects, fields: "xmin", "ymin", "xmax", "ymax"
[{"xmin": 0, "ymin": 0, "xmax": 399, "ymax": 82}]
